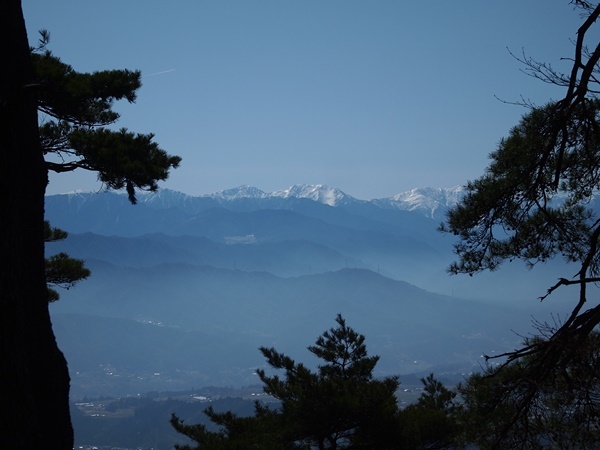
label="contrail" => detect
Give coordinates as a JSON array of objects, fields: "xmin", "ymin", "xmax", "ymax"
[{"xmin": 144, "ymin": 69, "xmax": 177, "ymax": 77}]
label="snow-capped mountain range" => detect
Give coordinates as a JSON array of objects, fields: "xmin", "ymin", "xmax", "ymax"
[
  {"xmin": 373, "ymin": 186, "xmax": 466, "ymax": 218},
  {"xmin": 135, "ymin": 184, "xmax": 465, "ymax": 219},
  {"xmin": 200, "ymin": 184, "xmax": 361, "ymax": 207},
  {"xmin": 46, "ymin": 180, "xmax": 546, "ymax": 398}
]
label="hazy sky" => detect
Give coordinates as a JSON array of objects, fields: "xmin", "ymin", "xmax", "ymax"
[{"xmin": 24, "ymin": 1, "xmax": 593, "ymax": 200}]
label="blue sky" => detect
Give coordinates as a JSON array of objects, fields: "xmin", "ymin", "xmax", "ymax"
[{"xmin": 24, "ymin": 1, "xmax": 592, "ymax": 200}]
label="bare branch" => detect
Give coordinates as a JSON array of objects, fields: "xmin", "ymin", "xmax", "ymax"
[{"xmin": 539, "ymin": 276, "xmax": 600, "ymax": 301}]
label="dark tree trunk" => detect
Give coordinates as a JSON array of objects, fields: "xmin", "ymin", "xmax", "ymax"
[{"xmin": 1, "ymin": 1, "xmax": 73, "ymax": 448}]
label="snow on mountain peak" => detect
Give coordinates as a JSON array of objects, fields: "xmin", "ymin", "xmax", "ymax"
[
  {"xmin": 376, "ymin": 186, "xmax": 465, "ymax": 219},
  {"xmin": 136, "ymin": 188, "xmax": 197, "ymax": 209},
  {"xmin": 390, "ymin": 186, "xmax": 464, "ymax": 204},
  {"xmin": 138, "ymin": 184, "xmax": 355, "ymax": 207},
  {"xmin": 59, "ymin": 183, "xmax": 465, "ymax": 219},
  {"xmin": 271, "ymin": 184, "xmax": 353, "ymax": 207},
  {"xmin": 211, "ymin": 185, "xmax": 268, "ymax": 200}
]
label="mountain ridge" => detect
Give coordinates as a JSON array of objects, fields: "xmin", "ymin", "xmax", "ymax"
[
  {"xmin": 44, "ymin": 183, "xmax": 577, "ymax": 398},
  {"xmin": 51, "ymin": 263, "xmax": 535, "ymax": 397},
  {"xmin": 49, "ymin": 183, "xmax": 464, "ymax": 219}
]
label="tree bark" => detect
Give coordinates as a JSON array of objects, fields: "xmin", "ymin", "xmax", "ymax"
[{"xmin": 1, "ymin": 1, "xmax": 73, "ymax": 448}]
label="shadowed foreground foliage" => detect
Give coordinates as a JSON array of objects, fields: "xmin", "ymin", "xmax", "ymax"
[
  {"xmin": 440, "ymin": 2, "xmax": 600, "ymax": 448},
  {"xmin": 170, "ymin": 317, "xmax": 600, "ymax": 449},
  {"xmin": 459, "ymin": 331, "xmax": 600, "ymax": 449},
  {"xmin": 1, "ymin": 8, "xmax": 180, "ymax": 446},
  {"xmin": 171, "ymin": 315, "xmax": 460, "ymax": 450},
  {"xmin": 33, "ymin": 30, "xmax": 181, "ymax": 203},
  {"xmin": 44, "ymin": 221, "xmax": 90, "ymax": 302}
]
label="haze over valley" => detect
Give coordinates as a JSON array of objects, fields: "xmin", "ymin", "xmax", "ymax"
[{"xmin": 46, "ymin": 184, "xmax": 576, "ymax": 398}]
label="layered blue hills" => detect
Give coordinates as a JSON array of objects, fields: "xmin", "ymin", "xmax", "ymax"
[{"xmin": 45, "ymin": 185, "xmax": 574, "ymax": 397}]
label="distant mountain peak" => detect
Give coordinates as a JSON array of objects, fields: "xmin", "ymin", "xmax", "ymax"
[
  {"xmin": 48, "ymin": 183, "xmax": 466, "ymax": 219},
  {"xmin": 271, "ymin": 184, "xmax": 355, "ymax": 207},
  {"xmin": 211, "ymin": 185, "xmax": 268, "ymax": 200},
  {"xmin": 373, "ymin": 186, "xmax": 465, "ymax": 219},
  {"xmin": 390, "ymin": 186, "xmax": 464, "ymax": 205}
]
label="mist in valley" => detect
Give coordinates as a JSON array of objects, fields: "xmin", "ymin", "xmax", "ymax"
[{"xmin": 46, "ymin": 187, "xmax": 577, "ymax": 399}]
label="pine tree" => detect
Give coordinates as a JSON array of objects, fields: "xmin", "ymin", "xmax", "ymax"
[
  {"xmin": 459, "ymin": 333, "xmax": 600, "ymax": 449},
  {"xmin": 441, "ymin": 2, "xmax": 600, "ymax": 446},
  {"xmin": 33, "ymin": 29, "xmax": 181, "ymax": 203},
  {"xmin": 172, "ymin": 315, "xmax": 401, "ymax": 450},
  {"xmin": 44, "ymin": 221, "xmax": 90, "ymax": 302},
  {"xmin": 0, "ymin": 6, "xmax": 180, "ymax": 447},
  {"xmin": 399, "ymin": 374, "xmax": 460, "ymax": 449}
]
